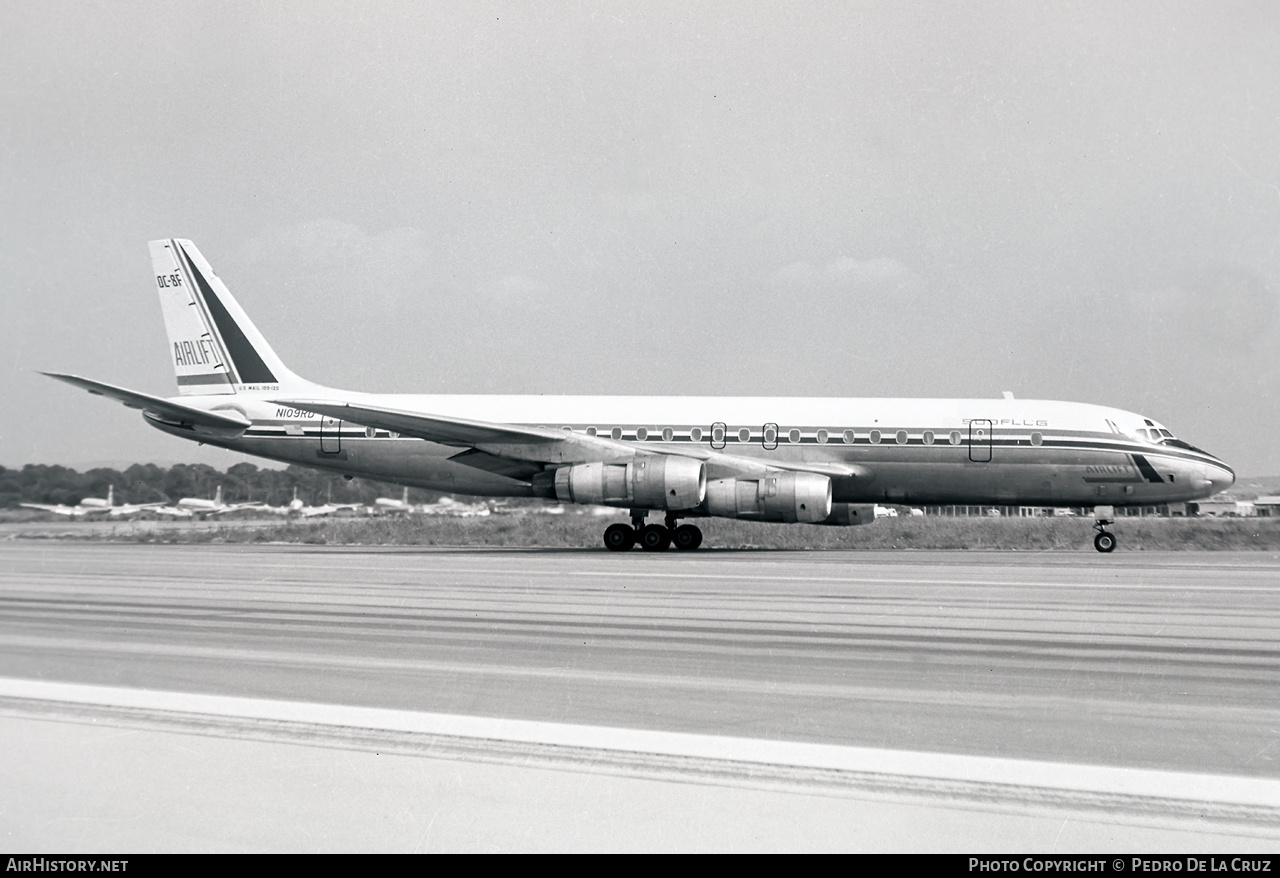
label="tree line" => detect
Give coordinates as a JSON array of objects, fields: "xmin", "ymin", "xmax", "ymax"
[{"xmin": 0, "ymin": 463, "xmax": 450, "ymax": 508}]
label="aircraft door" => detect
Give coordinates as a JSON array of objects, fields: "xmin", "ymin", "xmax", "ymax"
[
  {"xmin": 320, "ymin": 417, "xmax": 342, "ymax": 454},
  {"xmin": 969, "ymin": 419, "xmax": 992, "ymax": 462}
]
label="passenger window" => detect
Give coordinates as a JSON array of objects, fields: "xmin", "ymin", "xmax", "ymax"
[
  {"xmin": 691, "ymin": 427, "xmax": 703, "ymax": 442},
  {"xmin": 763, "ymin": 424, "xmax": 777, "ymax": 444},
  {"xmin": 662, "ymin": 427, "xmax": 673, "ymax": 442},
  {"xmin": 738, "ymin": 428, "xmax": 751, "ymax": 443},
  {"xmin": 843, "ymin": 430, "xmax": 855, "ymax": 444},
  {"xmin": 949, "ymin": 431, "xmax": 961, "ymax": 445},
  {"xmin": 636, "ymin": 427, "xmax": 648, "ymax": 441},
  {"xmin": 788, "ymin": 429, "xmax": 801, "ymax": 443},
  {"xmin": 895, "ymin": 430, "xmax": 907, "ymax": 445},
  {"xmin": 816, "ymin": 429, "xmax": 828, "ymax": 444},
  {"xmin": 1030, "ymin": 432, "xmax": 1043, "ymax": 446},
  {"xmin": 869, "ymin": 430, "xmax": 881, "ymax": 444},
  {"xmin": 710, "ymin": 425, "xmax": 724, "ymax": 444},
  {"xmin": 586, "ymin": 426, "xmax": 597, "ymax": 437},
  {"xmin": 365, "ymin": 426, "xmax": 376, "ymax": 438},
  {"xmin": 923, "ymin": 431, "xmax": 934, "ymax": 445},
  {"xmin": 610, "ymin": 427, "xmax": 622, "ymax": 441}
]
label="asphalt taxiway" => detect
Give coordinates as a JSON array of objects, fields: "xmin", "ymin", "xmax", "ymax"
[{"xmin": 1, "ymin": 543, "xmax": 1278, "ymax": 850}]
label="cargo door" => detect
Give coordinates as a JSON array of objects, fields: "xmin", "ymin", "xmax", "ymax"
[{"xmin": 320, "ymin": 416, "xmax": 342, "ymax": 454}]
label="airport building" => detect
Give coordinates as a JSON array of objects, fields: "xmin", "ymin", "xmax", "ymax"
[
  {"xmin": 1253, "ymin": 496, "xmax": 1280, "ymax": 517},
  {"xmin": 1190, "ymin": 496, "xmax": 1255, "ymax": 517}
]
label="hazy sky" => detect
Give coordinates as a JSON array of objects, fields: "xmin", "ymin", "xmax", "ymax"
[{"xmin": 3, "ymin": 2, "xmax": 1279, "ymax": 474}]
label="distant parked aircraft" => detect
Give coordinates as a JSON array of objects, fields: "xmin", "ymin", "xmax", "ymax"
[
  {"xmin": 21, "ymin": 486, "xmax": 162, "ymax": 519},
  {"xmin": 374, "ymin": 487, "xmax": 416, "ymax": 514},
  {"xmin": 259, "ymin": 487, "xmax": 360, "ymax": 518},
  {"xmin": 258, "ymin": 488, "xmax": 306, "ymax": 516},
  {"xmin": 419, "ymin": 497, "xmax": 491, "ymax": 517},
  {"xmin": 294, "ymin": 498, "xmax": 364, "ymax": 518},
  {"xmin": 175, "ymin": 486, "xmax": 262, "ymax": 517}
]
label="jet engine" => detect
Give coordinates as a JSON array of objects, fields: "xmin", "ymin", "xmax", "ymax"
[
  {"xmin": 553, "ymin": 455, "xmax": 706, "ymax": 510},
  {"xmin": 704, "ymin": 472, "xmax": 832, "ymax": 523}
]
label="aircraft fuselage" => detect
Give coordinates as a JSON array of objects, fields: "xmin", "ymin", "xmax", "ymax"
[{"xmin": 149, "ymin": 392, "xmax": 1233, "ymax": 509}]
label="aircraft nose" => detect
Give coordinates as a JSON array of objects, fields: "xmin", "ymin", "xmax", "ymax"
[
  {"xmin": 1207, "ymin": 463, "xmax": 1235, "ymax": 495},
  {"xmin": 1196, "ymin": 460, "xmax": 1235, "ymax": 495}
]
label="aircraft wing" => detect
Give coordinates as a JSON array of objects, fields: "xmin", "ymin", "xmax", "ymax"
[
  {"xmin": 753, "ymin": 458, "xmax": 872, "ymax": 479},
  {"xmin": 19, "ymin": 503, "xmax": 74, "ymax": 516},
  {"xmin": 42, "ymin": 373, "xmax": 252, "ymax": 438},
  {"xmin": 273, "ymin": 397, "xmax": 874, "ymax": 482},
  {"xmin": 271, "ymin": 398, "xmax": 562, "ymax": 446},
  {"xmin": 108, "ymin": 503, "xmax": 164, "ymax": 517},
  {"xmin": 445, "ymin": 449, "xmax": 545, "ymax": 481},
  {"xmin": 651, "ymin": 443, "xmax": 873, "ymax": 480},
  {"xmin": 205, "ymin": 503, "xmax": 266, "ymax": 516}
]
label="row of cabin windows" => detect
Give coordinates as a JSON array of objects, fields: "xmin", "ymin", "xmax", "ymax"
[
  {"xmin": 570, "ymin": 427, "xmax": 1047, "ymax": 446},
  {"xmin": 358, "ymin": 424, "xmax": 1044, "ymax": 447}
]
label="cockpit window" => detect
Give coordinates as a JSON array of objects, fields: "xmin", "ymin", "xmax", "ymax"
[{"xmin": 1132, "ymin": 424, "xmax": 1182, "ymax": 445}]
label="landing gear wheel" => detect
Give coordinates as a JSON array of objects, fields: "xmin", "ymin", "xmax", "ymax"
[
  {"xmin": 673, "ymin": 524, "xmax": 703, "ymax": 551},
  {"xmin": 1093, "ymin": 531, "xmax": 1116, "ymax": 553},
  {"xmin": 604, "ymin": 523, "xmax": 636, "ymax": 552},
  {"xmin": 639, "ymin": 524, "xmax": 672, "ymax": 551}
]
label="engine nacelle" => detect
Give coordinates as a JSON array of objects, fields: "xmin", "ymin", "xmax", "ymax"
[
  {"xmin": 554, "ymin": 455, "xmax": 706, "ymax": 510},
  {"xmin": 704, "ymin": 472, "xmax": 832, "ymax": 523},
  {"xmin": 820, "ymin": 503, "xmax": 877, "ymax": 526}
]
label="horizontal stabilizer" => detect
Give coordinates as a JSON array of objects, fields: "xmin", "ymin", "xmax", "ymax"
[
  {"xmin": 271, "ymin": 399, "xmax": 564, "ymax": 447},
  {"xmin": 41, "ymin": 372, "xmax": 251, "ymax": 438}
]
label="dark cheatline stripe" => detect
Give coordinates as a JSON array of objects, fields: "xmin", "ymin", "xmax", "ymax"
[
  {"xmin": 177, "ymin": 242, "xmax": 277, "ymax": 385},
  {"xmin": 176, "ymin": 373, "xmax": 234, "ymax": 386},
  {"xmin": 238, "ymin": 425, "xmax": 1221, "ymax": 468},
  {"xmin": 1130, "ymin": 454, "xmax": 1167, "ymax": 484}
]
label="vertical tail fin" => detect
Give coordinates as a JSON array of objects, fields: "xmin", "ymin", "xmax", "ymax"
[
  {"xmin": 150, "ymin": 239, "xmax": 309, "ymax": 395},
  {"xmin": 215, "ymin": 485, "xmax": 223, "ymax": 506}
]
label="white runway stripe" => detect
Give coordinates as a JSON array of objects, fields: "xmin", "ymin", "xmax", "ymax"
[{"xmin": 1, "ymin": 676, "xmax": 1277, "ymax": 814}]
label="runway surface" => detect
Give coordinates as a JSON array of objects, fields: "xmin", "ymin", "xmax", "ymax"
[{"xmin": 2, "ymin": 542, "xmax": 1278, "ymax": 778}]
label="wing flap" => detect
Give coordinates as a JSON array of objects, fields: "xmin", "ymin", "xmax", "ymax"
[
  {"xmin": 447, "ymin": 448, "xmax": 545, "ymax": 481},
  {"xmin": 41, "ymin": 372, "xmax": 251, "ymax": 438}
]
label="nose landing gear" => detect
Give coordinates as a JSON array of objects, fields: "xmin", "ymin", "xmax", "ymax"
[
  {"xmin": 602, "ymin": 511, "xmax": 703, "ymax": 552},
  {"xmin": 1092, "ymin": 507, "xmax": 1117, "ymax": 553}
]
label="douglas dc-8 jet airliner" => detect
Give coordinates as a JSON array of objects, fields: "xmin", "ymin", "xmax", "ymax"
[{"xmin": 42, "ymin": 239, "xmax": 1235, "ymax": 552}]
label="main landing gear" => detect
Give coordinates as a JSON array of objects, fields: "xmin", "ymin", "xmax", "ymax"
[
  {"xmin": 1092, "ymin": 509, "xmax": 1117, "ymax": 553},
  {"xmin": 603, "ymin": 512, "xmax": 703, "ymax": 552}
]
